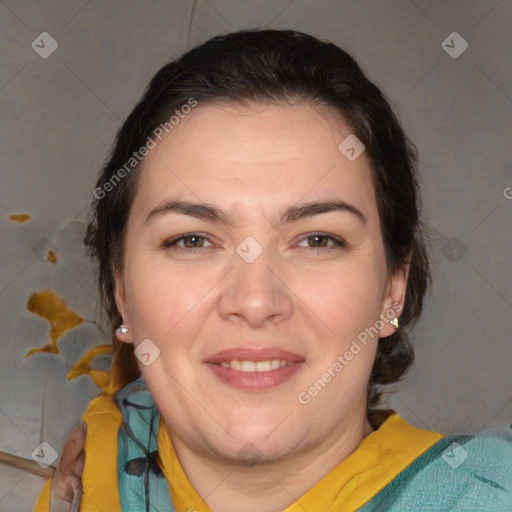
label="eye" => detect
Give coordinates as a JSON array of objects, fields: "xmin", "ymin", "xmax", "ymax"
[
  {"xmin": 161, "ymin": 232, "xmax": 346, "ymax": 253},
  {"xmin": 297, "ymin": 232, "xmax": 346, "ymax": 250},
  {"xmin": 162, "ymin": 233, "xmax": 214, "ymax": 251}
]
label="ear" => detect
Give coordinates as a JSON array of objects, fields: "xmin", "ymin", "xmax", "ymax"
[
  {"xmin": 378, "ymin": 254, "xmax": 410, "ymax": 338},
  {"xmin": 114, "ymin": 268, "xmax": 134, "ymax": 344}
]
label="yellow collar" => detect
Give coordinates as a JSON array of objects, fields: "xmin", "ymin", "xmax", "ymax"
[
  {"xmin": 157, "ymin": 412, "xmax": 444, "ymax": 512},
  {"xmin": 34, "ymin": 394, "xmax": 444, "ymax": 512}
]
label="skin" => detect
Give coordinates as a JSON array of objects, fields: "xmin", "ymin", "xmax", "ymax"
[
  {"xmin": 49, "ymin": 421, "xmax": 86, "ymax": 512},
  {"xmin": 114, "ymin": 101, "xmax": 408, "ymax": 512}
]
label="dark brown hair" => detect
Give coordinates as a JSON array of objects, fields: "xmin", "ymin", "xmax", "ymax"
[{"xmin": 85, "ymin": 29, "xmax": 430, "ymax": 427}]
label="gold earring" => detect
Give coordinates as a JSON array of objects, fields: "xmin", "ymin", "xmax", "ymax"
[{"xmin": 390, "ymin": 317, "xmax": 399, "ymax": 328}]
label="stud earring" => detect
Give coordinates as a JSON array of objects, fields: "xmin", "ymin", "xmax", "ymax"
[
  {"xmin": 117, "ymin": 324, "xmax": 129, "ymax": 336},
  {"xmin": 390, "ymin": 317, "xmax": 399, "ymax": 328}
]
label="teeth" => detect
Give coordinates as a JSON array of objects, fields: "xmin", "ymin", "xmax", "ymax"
[
  {"xmin": 241, "ymin": 360, "xmax": 256, "ymax": 372},
  {"xmin": 256, "ymin": 360, "xmax": 271, "ymax": 372},
  {"xmin": 218, "ymin": 359, "xmax": 292, "ymax": 372}
]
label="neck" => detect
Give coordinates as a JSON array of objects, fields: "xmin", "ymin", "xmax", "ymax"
[{"xmin": 166, "ymin": 413, "xmax": 375, "ymax": 512}]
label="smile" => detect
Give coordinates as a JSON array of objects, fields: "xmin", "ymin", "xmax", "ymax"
[{"xmin": 219, "ymin": 359, "xmax": 292, "ymax": 372}]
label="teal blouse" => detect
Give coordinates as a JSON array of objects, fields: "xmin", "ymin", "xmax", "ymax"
[{"xmin": 115, "ymin": 376, "xmax": 512, "ymax": 511}]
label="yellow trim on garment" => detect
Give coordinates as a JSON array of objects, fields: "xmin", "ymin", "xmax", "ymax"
[
  {"xmin": 288, "ymin": 413, "xmax": 444, "ymax": 511},
  {"xmin": 33, "ymin": 392, "xmax": 123, "ymax": 512},
  {"xmin": 33, "ymin": 473, "xmax": 51, "ymax": 511},
  {"xmin": 156, "ymin": 413, "xmax": 444, "ymax": 512},
  {"xmin": 34, "ymin": 392, "xmax": 444, "ymax": 512}
]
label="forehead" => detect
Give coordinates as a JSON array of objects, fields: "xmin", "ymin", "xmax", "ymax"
[
  {"xmin": 131, "ymin": 102, "xmax": 378, "ymax": 224},
  {"xmin": 148, "ymin": 101, "xmax": 352, "ymax": 165}
]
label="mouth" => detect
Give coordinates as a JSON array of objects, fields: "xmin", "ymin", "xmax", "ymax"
[
  {"xmin": 219, "ymin": 359, "xmax": 293, "ymax": 371},
  {"xmin": 204, "ymin": 348, "xmax": 305, "ymax": 391}
]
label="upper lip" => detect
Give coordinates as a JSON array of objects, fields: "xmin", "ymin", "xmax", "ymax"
[{"xmin": 204, "ymin": 348, "xmax": 305, "ymax": 364}]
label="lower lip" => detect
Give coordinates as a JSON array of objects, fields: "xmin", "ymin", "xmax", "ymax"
[{"xmin": 205, "ymin": 362, "xmax": 304, "ymax": 391}]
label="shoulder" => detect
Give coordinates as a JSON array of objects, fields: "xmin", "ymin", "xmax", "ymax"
[{"xmin": 360, "ymin": 427, "xmax": 512, "ymax": 511}]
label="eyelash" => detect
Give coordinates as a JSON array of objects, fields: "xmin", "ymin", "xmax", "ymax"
[{"xmin": 162, "ymin": 232, "xmax": 346, "ymax": 252}]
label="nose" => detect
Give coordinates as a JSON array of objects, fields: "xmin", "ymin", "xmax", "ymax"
[{"xmin": 217, "ymin": 240, "xmax": 294, "ymax": 328}]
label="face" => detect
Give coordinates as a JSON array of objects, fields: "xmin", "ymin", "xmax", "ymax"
[{"xmin": 115, "ymin": 101, "xmax": 407, "ymax": 464}]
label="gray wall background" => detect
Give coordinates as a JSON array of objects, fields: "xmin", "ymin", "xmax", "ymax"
[{"xmin": 1, "ymin": 1, "xmax": 511, "ymax": 509}]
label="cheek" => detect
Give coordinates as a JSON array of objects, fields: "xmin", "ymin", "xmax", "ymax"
[
  {"xmin": 123, "ymin": 254, "xmax": 198, "ymax": 336},
  {"xmin": 122, "ymin": 252, "xmax": 228, "ymax": 364},
  {"xmin": 298, "ymin": 260, "xmax": 383, "ymax": 337}
]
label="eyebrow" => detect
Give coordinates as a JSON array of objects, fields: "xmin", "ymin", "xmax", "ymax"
[{"xmin": 144, "ymin": 198, "xmax": 367, "ymax": 227}]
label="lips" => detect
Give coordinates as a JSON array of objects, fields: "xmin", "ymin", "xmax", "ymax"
[
  {"xmin": 205, "ymin": 348, "xmax": 305, "ymax": 365},
  {"xmin": 204, "ymin": 348, "xmax": 305, "ymax": 391}
]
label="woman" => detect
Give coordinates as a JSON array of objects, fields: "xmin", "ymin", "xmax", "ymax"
[{"xmin": 35, "ymin": 29, "xmax": 512, "ymax": 512}]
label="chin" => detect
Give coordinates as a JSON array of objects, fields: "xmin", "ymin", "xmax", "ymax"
[
  {"xmin": 221, "ymin": 410, "xmax": 289, "ymax": 440},
  {"xmin": 209, "ymin": 436, "xmax": 298, "ymax": 467}
]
